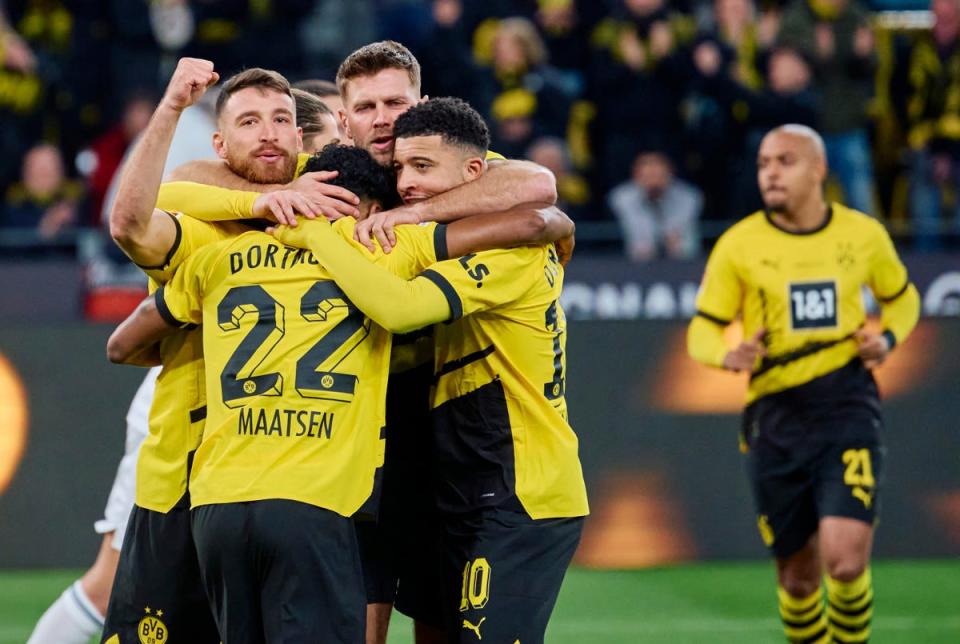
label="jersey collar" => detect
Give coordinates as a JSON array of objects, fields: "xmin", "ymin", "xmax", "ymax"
[{"xmin": 763, "ymin": 205, "xmax": 833, "ymax": 236}]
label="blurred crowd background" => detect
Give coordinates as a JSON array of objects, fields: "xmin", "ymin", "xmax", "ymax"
[{"xmin": 1, "ymin": 0, "xmax": 957, "ymax": 270}]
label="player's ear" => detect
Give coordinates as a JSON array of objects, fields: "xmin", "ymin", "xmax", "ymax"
[
  {"xmin": 339, "ymin": 109, "xmax": 352, "ymax": 140},
  {"xmin": 462, "ymin": 156, "xmax": 484, "ymax": 183},
  {"xmin": 296, "ymin": 126, "xmax": 303, "ymax": 153},
  {"xmin": 212, "ymin": 131, "xmax": 228, "ymax": 160}
]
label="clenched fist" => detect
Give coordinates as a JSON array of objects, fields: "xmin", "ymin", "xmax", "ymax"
[{"xmin": 162, "ymin": 57, "xmax": 219, "ymax": 112}]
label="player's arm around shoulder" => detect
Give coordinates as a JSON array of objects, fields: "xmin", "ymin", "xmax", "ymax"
[{"xmin": 270, "ymin": 218, "xmax": 451, "ymax": 333}]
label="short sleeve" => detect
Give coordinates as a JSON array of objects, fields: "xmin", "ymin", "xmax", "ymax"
[
  {"xmin": 695, "ymin": 233, "xmax": 742, "ymax": 324},
  {"xmin": 417, "ymin": 247, "xmax": 542, "ymax": 320}
]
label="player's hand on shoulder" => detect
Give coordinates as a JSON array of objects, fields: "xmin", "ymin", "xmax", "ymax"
[
  {"xmin": 353, "ymin": 207, "xmax": 420, "ymax": 254},
  {"xmin": 286, "ymin": 171, "xmax": 360, "ymax": 221},
  {"xmin": 723, "ymin": 328, "xmax": 766, "ymax": 373},
  {"xmin": 162, "ymin": 58, "xmax": 219, "ymax": 112},
  {"xmin": 854, "ymin": 329, "xmax": 890, "ymax": 369},
  {"xmin": 254, "ymin": 189, "xmax": 325, "ymax": 226},
  {"xmin": 556, "ymin": 234, "xmax": 575, "ymax": 267}
]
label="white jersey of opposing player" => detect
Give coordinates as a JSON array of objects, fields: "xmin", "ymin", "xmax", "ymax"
[{"xmin": 94, "ymin": 366, "xmax": 160, "ymax": 550}]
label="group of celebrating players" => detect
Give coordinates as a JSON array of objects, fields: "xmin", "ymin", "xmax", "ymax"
[{"xmin": 27, "ymin": 34, "xmax": 920, "ymax": 644}]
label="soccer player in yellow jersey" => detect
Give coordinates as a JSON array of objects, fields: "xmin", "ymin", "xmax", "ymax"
[
  {"xmin": 291, "ymin": 87, "xmax": 341, "ymax": 153},
  {"xmin": 272, "ymin": 97, "xmax": 588, "ymax": 644},
  {"xmin": 100, "ymin": 59, "xmax": 370, "ymax": 644},
  {"xmin": 108, "ymin": 143, "xmax": 449, "ymax": 643},
  {"xmin": 687, "ymin": 124, "xmax": 920, "ymax": 644}
]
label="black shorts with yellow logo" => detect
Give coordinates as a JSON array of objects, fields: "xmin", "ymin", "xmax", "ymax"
[
  {"xmin": 101, "ymin": 492, "xmax": 219, "ymax": 644},
  {"xmin": 742, "ymin": 359, "xmax": 885, "ymax": 559},
  {"xmin": 439, "ymin": 504, "xmax": 583, "ymax": 644}
]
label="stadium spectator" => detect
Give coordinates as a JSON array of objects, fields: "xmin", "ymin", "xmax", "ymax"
[
  {"xmin": 526, "ymin": 136, "xmax": 593, "ymax": 221},
  {"xmin": 2, "ymin": 143, "xmax": 82, "ymax": 241},
  {"xmin": 291, "ymin": 88, "xmax": 342, "ymax": 153},
  {"xmin": 608, "ymin": 149, "xmax": 703, "ymax": 261},
  {"xmin": 587, "ymin": 0, "xmax": 693, "ymax": 192},
  {"xmin": 0, "ymin": 10, "xmax": 46, "ymax": 194},
  {"xmin": 692, "ymin": 41, "xmax": 819, "ymax": 214},
  {"xmin": 529, "ymin": 0, "xmax": 610, "ymax": 91},
  {"xmin": 292, "ymin": 78, "xmax": 350, "ymax": 141},
  {"xmin": 184, "ymin": 0, "xmax": 310, "ymax": 81},
  {"xmin": 83, "ymin": 91, "xmax": 155, "ymax": 227},
  {"xmin": 410, "ymin": 0, "xmax": 487, "ymax": 108},
  {"xmin": 685, "ymin": 0, "xmax": 777, "ymax": 220},
  {"xmin": 107, "ymin": 1, "xmax": 166, "ymax": 100},
  {"xmin": 298, "ymin": 0, "xmax": 377, "ymax": 80},
  {"xmin": 904, "ymin": 0, "xmax": 960, "ymax": 250},
  {"xmin": 479, "ymin": 17, "xmax": 574, "ymax": 158},
  {"xmin": 777, "ymin": 0, "xmax": 878, "ymax": 215}
]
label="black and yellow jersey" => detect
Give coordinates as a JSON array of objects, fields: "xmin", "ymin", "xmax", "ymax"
[
  {"xmin": 688, "ymin": 203, "xmax": 920, "ymax": 404},
  {"xmin": 272, "ymin": 219, "xmax": 590, "ymax": 520},
  {"xmin": 156, "ymin": 218, "xmax": 443, "ymax": 515},
  {"xmin": 424, "ymin": 248, "xmax": 589, "ymax": 519},
  {"xmin": 135, "ymin": 209, "xmax": 250, "ymax": 513}
]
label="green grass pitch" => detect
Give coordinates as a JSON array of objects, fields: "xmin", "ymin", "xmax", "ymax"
[{"xmin": 1, "ymin": 560, "xmax": 957, "ymax": 643}]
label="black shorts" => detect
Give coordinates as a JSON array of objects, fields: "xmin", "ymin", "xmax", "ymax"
[
  {"xmin": 743, "ymin": 360, "xmax": 885, "ymax": 559},
  {"xmin": 101, "ymin": 494, "xmax": 219, "ymax": 644},
  {"xmin": 355, "ymin": 512, "xmax": 445, "ymax": 627},
  {"xmin": 356, "ymin": 360, "xmax": 445, "ymax": 626},
  {"xmin": 439, "ymin": 506, "xmax": 584, "ymax": 644},
  {"xmin": 191, "ymin": 500, "xmax": 365, "ymax": 644}
]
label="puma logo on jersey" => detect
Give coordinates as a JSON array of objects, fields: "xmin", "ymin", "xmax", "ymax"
[
  {"xmin": 462, "ymin": 617, "xmax": 486, "ymax": 639},
  {"xmin": 852, "ymin": 486, "xmax": 872, "ymax": 509}
]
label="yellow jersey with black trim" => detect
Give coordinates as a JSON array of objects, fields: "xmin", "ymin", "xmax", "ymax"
[
  {"xmin": 156, "ymin": 218, "xmax": 442, "ymax": 514},
  {"xmin": 694, "ymin": 203, "xmax": 917, "ymax": 403},
  {"xmin": 422, "ymin": 245, "xmax": 589, "ymax": 520},
  {"xmin": 135, "ymin": 210, "xmax": 250, "ymax": 512}
]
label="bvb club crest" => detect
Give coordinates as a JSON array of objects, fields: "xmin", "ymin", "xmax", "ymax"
[{"xmin": 138, "ymin": 607, "xmax": 168, "ymax": 644}]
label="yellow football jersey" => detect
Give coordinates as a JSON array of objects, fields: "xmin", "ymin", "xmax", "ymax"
[
  {"xmin": 691, "ymin": 203, "xmax": 920, "ymax": 403},
  {"xmin": 422, "ymin": 247, "xmax": 589, "ymax": 519},
  {"xmin": 156, "ymin": 219, "xmax": 441, "ymax": 514},
  {"xmin": 135, "ymin": 211, "xmax": 250, "ymax": 512}
]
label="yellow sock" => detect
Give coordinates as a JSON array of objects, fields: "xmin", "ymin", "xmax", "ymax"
[
  {"xmin": 825, "ymin": 568, "xmax": 873, "ymax": 643},
  {"xmin": 777, "ymin": 585, "xmax": 830, "ymax": 644}
]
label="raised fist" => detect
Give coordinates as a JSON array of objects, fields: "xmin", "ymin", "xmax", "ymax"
[{"xmin": 162, "ymin": 57, "xmax": 219, "ymax": 112}]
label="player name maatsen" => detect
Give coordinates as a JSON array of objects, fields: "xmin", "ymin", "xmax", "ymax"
[
  {"xmin": 230, "ymin": 243, "xmax": 320, "ymax": 274},
  {"xmin": 238, "ymin": 407, "xmax": 334, "ymax": 439}
]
